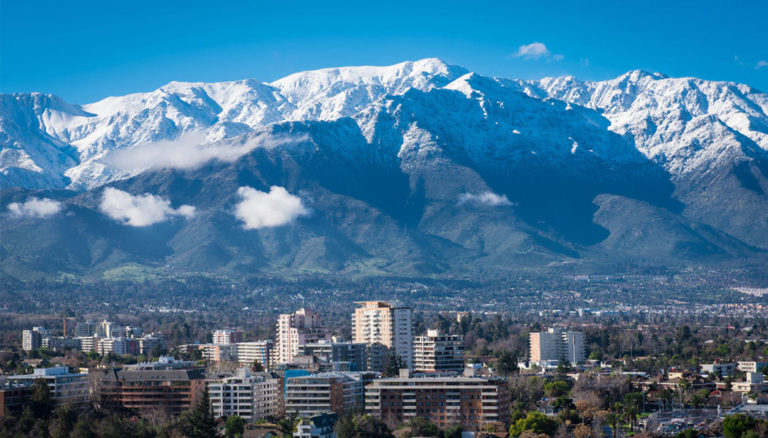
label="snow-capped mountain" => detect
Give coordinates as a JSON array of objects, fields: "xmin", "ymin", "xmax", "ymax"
[{"xmin": 1, "ymin": 59, "xmax": 767, "ymax": 280}]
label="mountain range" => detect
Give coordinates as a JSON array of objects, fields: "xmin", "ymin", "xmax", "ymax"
[{"xmin": 1, "ymin": 58, "xmax": 767, "ymax": 281}]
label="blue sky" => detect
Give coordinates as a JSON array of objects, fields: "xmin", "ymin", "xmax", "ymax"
[{"xmin": 1, "ymin": 0, "xmax": 766, "ymax": 103}]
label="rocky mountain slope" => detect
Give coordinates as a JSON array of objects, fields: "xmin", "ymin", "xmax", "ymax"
[{"xmin": 1, "ymin": 59, "xmax": 766, "ymax": 280}]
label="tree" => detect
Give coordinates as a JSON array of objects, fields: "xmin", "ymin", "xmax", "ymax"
[
  {"xmin": 496, "ymin": 351, "xmax": 519, "ymax": 376},
  {"xmin": 71, "ymin": 415, "xmax": 97, "ymax": 438},
  {"xmin": 723, "ymin": 414, "xmax": 756, "ymax": 438},
  {"xmin": 509, "ymin": 412, "xmax": 559, "ymax": 437},
  {"xmin": 49, "ymin": 404, "xmax": 77, "ymax": 438},
  {"xmin": 225, "ymin": 415, "xmax": 245, "ymax": 438},
  {"xmin": 181, "ymin": 388, "xmax": 217, "ymax": 438},
  {"xmin": 676, "ymin": 429, "xmax": 698, "ymax": 438},
  {"xmin": 384, "ymin": 353, "xmax": 406, "ymax": 377},
  {"xmin": 251, "ymin": 360, "xmax": 264, "ymax": 372},
  {"xmin": 336, "ymin": 413, "xmax": 393, "ymax": 438},
  {"xmin": 407, "ymin": 417, "xmax": 440, "ymax": 437},
  {"xmin": 31, "ymin": 378, "xmax": 55, "ymax": 420}
]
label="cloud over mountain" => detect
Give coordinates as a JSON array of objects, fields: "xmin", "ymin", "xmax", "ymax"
[
  {"xmin": 7, "ymin": 197, "xmax": 62, "ymax": 218},
  {"xmin": 104, "ymin": 133, "xmax": 307, "ymax": 172},
  {"xmin": 458, "ymin": 192, "xmax": 514, "ymax": 207},
  {"xmin": 234, "ymin": 186, "xmax": 309, "ymax": 229},
  {"xmin": 99, "ymin": 188, "xmax": 195, "ymax": 227}
]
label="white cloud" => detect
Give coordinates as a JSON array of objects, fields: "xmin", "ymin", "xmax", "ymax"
[
  {"xmin": 234, "ymin": 186, "xmax": 309, "ymax": 229},
  {"xmin": 99, "ymin": 187, "xmax": 195, "ymax": 227},
  {"xmin": 104, "ymin": 132, "xmax": 307, "ymax": 172},
  {"xmin": 513, "ymin": 42, "xmax": 563, "ymax": 61},
  {"xmin": 7, "ymin": 197, "xmax": 62, "ymax": 218},
  {"xmin": 458, "ymin": 191, "xmax": 514, "ymax": 207},
  {"xmin": 757, "ymin": 60, "xmax": 768, "ymax": 69}
]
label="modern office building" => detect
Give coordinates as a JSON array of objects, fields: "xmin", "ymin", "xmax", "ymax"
[
  {"xmin": 284, "ymin": 372, "xmax": 372, "ymax": 417},
  {"xmin": 364, "ymin": 369, "xmax": 510, "ymax": 431},
  {"xmin": 413, "ymin": 330, "xmax": 465, "ymax": 373},
  {"xmin": 4, "ymin": 367, "xmax": 89, "ymax": 406},
  {"xmin": 236, "ymin": 340, "xmax": 274, "ymax": 369},
  {"xmin": 276, "ymin": 309, "xmax": 331, "ymax": 365},
  {"xmin": 529, "ymin": 327, "xmax": 586, "ymax": 364},
  {"xmin": 96, "ymin": 368, "xmax": 206, "ymax": 415},
  {"xmin": 352, "ymin": 301, "xmax": 414, "ymax": 370},
  {"xmin": 207, "ymin": 367, "xmax": 280, "ymax": 422}
]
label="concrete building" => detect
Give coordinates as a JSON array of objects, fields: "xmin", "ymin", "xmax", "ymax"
[
  {"xmin": 277, "ymin": 309, "xmax": 331, "ymax": 365},
  {"xmin": 701, "ymin": 363, "xmax": 738, "ymax": 377},
  {"xmin": 43, "ymin": 336, "xmax": 82, "ymax": 352},
  {"xmin": 738, "ymin": 361, "xmax": 768, "ymax": 373},
  {"xmin": 529, "ymin": 327, "xmax": 586, "ymax": 365},
  {"xmin": 207, "ymin": 367, "xmax": 280, "ymax": 422},
  {"xmin": 285, "ymin": 372, "xmax": 372, "ymax": 417},
  {"xmin": 96, "ymin": 368, "xmax": 206, "ymax": 415},
  {"xmin": 364, "ymin": 368, "xmax": 510, "ymax": 431},
  {"xmin": 4, "ymin": 367, "xmax": 89, "ymax": 406},
  {"xmin": 294, "ymin": 413, "xmax": 338, "ymax": 438},
  {"xmin": 22, "ymin": 329, "xmax": 43, "ymax": 352},
  {"xmin": 0, "ymin": 383, "xmax": 34, "ymax": 417},
  {"xmin": 352, "ymin": 301, "xmax": 414, "ymax": 370},
  {"xmin": 236, "ymin": 340, "xmax": 274, "ymax": 369},
  {"xmin": 413, "ymin": 330, "xmax": 465, "ymax": 373},
  {"xmin": 733, "ymin": 372, "xmax": 768, "ymax": 393},
  {"xmin": 299, "ymin": 340, "xmax": 369, "ymax": 372},
  {"xmin": 213, "ymin": 329, "xmax": 243, "ymax": 345},
  {"xmin": 75, "ymin": 321, "xmax": 97, "ymax": 337}
]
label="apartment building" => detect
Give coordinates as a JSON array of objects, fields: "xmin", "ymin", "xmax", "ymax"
[
  {"xmin": 364, "ymin": 369, "xmax": 510, "ymax": 431},
  {"xmin": 529, "ymin": 327, "xmax": 586, "ymax": 364},
  {"xmin": 277, "ymin": 308, "xmax": 331, "ymax": 365},
  {"xmin": 236, "ymin": 340, "xmax": 274, "ymax": 369},
  {"xmin": 738, "ymin": 361, "xmax": 768, "ymax": 373},
  {"xmin": 4, "ymin": 367, "xmax": 89, "ymax": 406},
  {"xmin": 96, "ymin": 368, "xmax": 206, "ymax": 415},
  {"xmin": 22, "ymin": 329, "xmax": 43, "ymax": 352},
  {"xmin": 285, "ymin": 372, "xmax": 372, "ymax": 417},
  {"xmin": 207, "ymin": 367, "xmax": 280, "ymax": 422},
  {"xmin": 213, "ymin": 329, "xmax": 243, "ymax": 345},
  {"xmin": 43, "ymin": 336, "xmax": 82, "ymax": 352},
  {"xmin": 413, "ymin": 330, "xmax": 465, "ymax": 373},
  {"xmin": 75, "ymin": 321, "xmax": 97, "ymax": 337},
  {"xmin": 299, "ymin": 341, "xmax": 369, "ymax": 372},
  {"xmin": 352, "ymin": 301, "xmax": 414, "ymax": 370}
]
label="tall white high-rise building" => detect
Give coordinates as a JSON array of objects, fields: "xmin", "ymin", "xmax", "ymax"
[
  {"xmin": 352, "ymin": 301, "xmax": 413, "ymax": 370},
  {"xmin": 529, "ymin": 327, "xmax": 586, "ymax": 364},
  {"xmin": 276, "ymin": 308, "xmax": 331, "ymax": 364}
]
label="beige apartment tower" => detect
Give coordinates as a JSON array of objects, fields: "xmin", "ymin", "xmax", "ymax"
[
  {"xmin": 352, "ymin": 301, "xmax": 413, "ymax": 370},
  {"xmin": 529, "ymin": 327, "xmax": 586, "ymax": 364}
]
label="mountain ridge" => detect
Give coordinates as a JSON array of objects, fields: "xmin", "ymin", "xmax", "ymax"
[{"xmin": 1, "ymin": 59, "xmax": 767, "ymax": 281}]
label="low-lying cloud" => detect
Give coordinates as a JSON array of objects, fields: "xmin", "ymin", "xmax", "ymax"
[
  {"xmin": 104, "ymin": 132, "xmax": 307, "ymax": 172},
  {"xmin": 458, "ymin": 191, "xmax": 514, "ymax": 207},
  {"xmin": 99, "ymin": 187, "xmax": 195, "ymax": 227},
  {"xmin": 7, "ymin": 197, "xmax": 62, "ymax": 218},
  {"xmin": 234, "ymin": 186, "xmax": 310, "ymax": 229}
]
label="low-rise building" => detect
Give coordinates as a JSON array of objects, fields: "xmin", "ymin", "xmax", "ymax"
[
  {"xmin": 207, "ymin": 367, "xmax": 280, "ymax": 422},
  {"xmin": 95, "ymin": 368, "xmax": 206, "ymax": 415},
  {"xmin": 294, "ymin": 413, "xmax": 338, "ymax": 438},
  {"xmin": 4, "ymin": 367, "xmax": 89, "ymax": 406},
  {"xmin": 701, "ymin": 363, "xmax": 737, "ymax": 377},
  {"xmin": 733, "ymin": 372, "xmax": 768, "ymax": 393},
  {"xmin": 738, "ymin": 361, "xmax": 768, "ymax": 373},
  {"xmin": 43, "ymin": 336, "xmax": 82, "ymax": 352},
  {"xmin": 364, "ymin": 368, "xmax": 510, "ymax": 431},
  {"xmin": 0, "ymin": 382, "xmax": 34, "ymax": 417},
  {"xmin": 285, "ymin": 372, "xmax": 372, "ymax": 417}
]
